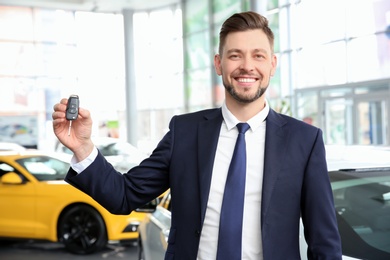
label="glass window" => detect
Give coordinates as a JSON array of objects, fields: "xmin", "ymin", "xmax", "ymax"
[
  {"xmin": 36, "ymin": 43, "xmax": 77, "ymax": 77},
  {"xmin": 296, "ymin": 41, "xmax": 347, "ymax": 88},
  {"xmin": 267, "ymin": 0, "xmax": 279, "ymax": 10},
  {"xmin": 374, "ymin": 33, "xmax": 390, "ymax": 78},
  {"xmin": 293, "ymin": 0, "xmax": 346, "ymax": 47},
  {"xmin": 212, "ymin": 24, "xmax": 220, "ymax": 54},
  {"xmin": 267, "ymin": 54, "xmax": 282, "ymax": 99},
  {"xmin": 214, "ymin": 83, "xmax": 225, "ymax": 108},
  {"xmin": 0, "ymin": 77, "xmax": 41, "ymax": 113},
  {"xmin": 185, "ymin": 32, "xmax": 211, "ymax": 70},
  {"xmin": 16, "ymin": 156, "xmax": 70, "ymax": 181},
  {"xmin": 242, "ymin": 0, "xmax": 251, "ymax": 11},
  {"xmin": 267, "ymin": 12, "xmax": 280, "ymax": 54},
  {"xmin": 321, "ymin": 88, "xmax": 352, "ymax": 98},
  {"xmin": 324, "ymin": 98, "xmax": 353, "ymax": 145},
  {"xmin": 295, "ymin": 47, "xmax": 317, "ymax": 88},
  {"xmin": 0, "ymin": 6, "xmax": 33, "ymax": 41},
  {"xmin": 346, "ymin": 0, "xmax": 390, "ymax": 38},
  {"xmin": 0, "ymin": 42, "xmax": 37, "ymax": 77},
  {"xmin": 356, "ymin": 100, "xmax": 387, "ymax": 145},
  {"xmin": 213, "ymin": 0, "xmax": 241, "ymax": 25},
  {"xmin": 186, "ymin": 68, "xmax": 212, "ymax": 109},
  {"xmin": 0, "ymin": 163, "xmax": 15, "ymax": 177},
  {"xmin": 134, "ymin": 9, "xmax": 184, "ymax": 110},
  {"xmin": 33, "ymin": 9, "xmax": 75, "ymax": 43},
  {"xmin": 347, "ymin": 34, "xmax": 390, "ymax": 82},
  {"xmin": 0, "ymin": 6, "xmax": 130, "ymax": 145},
  {"xmin": 278, "ymin": 7, "xmax": 288, "ymax": 53},
  {"xmin": 355, "ymin": 83, "xmax": 390, "ymax": 95},
  {"xmin": 322, "ymin": 41, "xmax": 348, "ymax": 85},
  {"xmin": 74, "ymin": 12, "xmax": 125, "ymax": 78},
  {"xmin": 296, "ymin": 91, "xmax": 318, "ymax": 126},
  {"xmin": 185, "ymin": 0, "xmax": 209, "ymax": 33}
]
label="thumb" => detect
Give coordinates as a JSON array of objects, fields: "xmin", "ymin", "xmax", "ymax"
[{"xmin": 77, "ymin": 107, "xmax": 91, "ymax": 120}]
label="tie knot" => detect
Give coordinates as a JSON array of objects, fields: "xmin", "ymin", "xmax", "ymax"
[{"xmin": 236, "ymin": 123, "xmax": 250, "ymax": 134}]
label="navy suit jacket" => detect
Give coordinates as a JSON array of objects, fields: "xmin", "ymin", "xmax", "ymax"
[{"xmin": 65, "ymin": 108, "xmax": 342, "ymax": 259}]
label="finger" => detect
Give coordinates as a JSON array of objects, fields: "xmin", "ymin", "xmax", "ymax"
[
  {"xmin": 52, "ymin": 116, "xmax": 67, "ymax": 133},
  {"xmin": 60, "ymin": 98, "xmax": 68, "ymax": 105},
  {"xmin": 52, "ymin": 111, "xmax": 66, "ymax": 120},
  {"xmin": 77, "ymin": 107, "xmax": 90, "ymax": 119},
  {"xmin": 53, "ymin": 101, "xmax": 68, "ymax": 112}
]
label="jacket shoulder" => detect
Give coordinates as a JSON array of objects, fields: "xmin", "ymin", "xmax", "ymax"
[
  {"xmin": 268, "ymin": 109, "xmax": 321, "ymax": 133},
  {"xmin": 173, "ymin": 108, "xmax": 221, "ymax": 122}
]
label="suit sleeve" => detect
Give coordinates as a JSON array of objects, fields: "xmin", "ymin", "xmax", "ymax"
[
  {"xmin": 301, "ymin": 129, "xmax": 342, "ymax": 259},
  {"xmin": 65, "ymin": 118, "xmax": 176, "ymax": 214}
]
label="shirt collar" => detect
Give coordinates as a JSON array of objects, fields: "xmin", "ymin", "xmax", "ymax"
[{"xmin": 222, "ymin": 100, "xmax": 269, "ymax": 131}]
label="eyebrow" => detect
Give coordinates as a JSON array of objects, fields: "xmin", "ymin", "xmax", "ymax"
[{"xmin": 227, "ymin": 48, "xmax": 269, "ymax": 55}]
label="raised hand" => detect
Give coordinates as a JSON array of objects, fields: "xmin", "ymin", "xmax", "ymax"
[{"xmin": 52, "ymin": 97, "xmax": 95, "ymax": 162}]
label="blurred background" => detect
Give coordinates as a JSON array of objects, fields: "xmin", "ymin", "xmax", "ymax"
[{"xmin": 0, "ymin": 0, "xmax": 389, "ymax": 154}]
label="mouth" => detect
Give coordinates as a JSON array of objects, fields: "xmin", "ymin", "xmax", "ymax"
[{"xmin": 235, "ymin": 77, "xmax": 258, "ymax": 83}]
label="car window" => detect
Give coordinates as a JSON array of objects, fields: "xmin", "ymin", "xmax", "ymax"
[
  {"xmin": 97, "ymin": 142, "xmax": 140, "ymax": 157},
  {"xmin": 0, "ymin": 162, "xmax": 29, "ymax": 182},
  {"xmin": 330, "ymin": 169, "xmax": 390, "ymax": 258},
  {"xmin": 57, "ymin": 145, "xmax": 73, "ymax": 155},
  {"xmin": 98, "ymin": 143, "xmax": 118, "ymax": 156},
  {"xmin": 0, "ymin": 163, "xmax": 16, "ymax": 177},
  {"xmin": 16, "ymin": 156, "xmax": 70, "ymax": 181}
]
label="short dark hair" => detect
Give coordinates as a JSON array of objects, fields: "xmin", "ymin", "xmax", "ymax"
[{"xmin": 218, "ymin": 11, "xmax": 274, "ymax": 55}]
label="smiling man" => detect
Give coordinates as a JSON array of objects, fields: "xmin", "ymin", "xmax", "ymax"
[{"xmin": 53, "ymin": 11, "xmax": 342, "ymax": 260}]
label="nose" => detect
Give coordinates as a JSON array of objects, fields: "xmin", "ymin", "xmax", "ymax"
[{"xmin": 239, "ymin": 57, "xmax": 255, "ymax": 72}]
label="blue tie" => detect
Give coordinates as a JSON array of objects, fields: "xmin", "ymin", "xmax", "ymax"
[{"xmin": 217, "ymin": 123, "xmax": 250, "ymax": 260}]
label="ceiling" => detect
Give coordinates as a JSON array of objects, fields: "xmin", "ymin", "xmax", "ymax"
[{"xmin": 0, "ymin": 0, "xmax": 181, "ymax": 13}]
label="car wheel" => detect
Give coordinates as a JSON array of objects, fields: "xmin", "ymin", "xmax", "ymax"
[
  {"xmin": 138, "ymin": 237, "xmax": 145, "ymax": 260},
  {"xmin": 58, "ymin": 204, "xmax": 108, "ymax": 254}
]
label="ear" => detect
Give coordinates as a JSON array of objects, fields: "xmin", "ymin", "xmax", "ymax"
[
  {"xmin": 270, "ymin": 54, "xmax": 277, "ymax": 77},
  {"xmin": 214, "ymin": 54, "xmax": 222, "ymax": 75}
]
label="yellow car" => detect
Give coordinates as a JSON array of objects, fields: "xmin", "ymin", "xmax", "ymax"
[{"xmin": 0, "ymin": 150, "xmax": 148, "ymax": 254}]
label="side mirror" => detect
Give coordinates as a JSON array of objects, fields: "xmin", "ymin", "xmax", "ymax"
[
  {"xmin": 0, "ymin": 172, "xmax": 23, "ymax": 185},
  {"xmin": 135, "ymin": 198, "xmax": 159, "ymax": 213}
]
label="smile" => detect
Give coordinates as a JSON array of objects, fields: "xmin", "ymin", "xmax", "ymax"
[{"xmin": 236, "ymin": 77, "xmax": 257, "ymax": 83}]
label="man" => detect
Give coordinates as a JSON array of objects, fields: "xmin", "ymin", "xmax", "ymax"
[{"xmin": 52, "ymin": 11, "xmax": 342, "ymax": 259}]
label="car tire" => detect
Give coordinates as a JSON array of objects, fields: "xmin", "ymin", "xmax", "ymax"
[{"xmin": 58, "ymin": 204, "xmax": 108, "ymax": 254}]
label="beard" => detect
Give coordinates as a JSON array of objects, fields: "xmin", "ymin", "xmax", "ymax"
[{"xmin": 224, "ymin": 79, "xmax": 268, "ymax": 104}]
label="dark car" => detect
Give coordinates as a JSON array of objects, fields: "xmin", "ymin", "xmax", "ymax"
[{"xmin": 329, "ymin": 167, "xmax": 390, "ymax": 259}]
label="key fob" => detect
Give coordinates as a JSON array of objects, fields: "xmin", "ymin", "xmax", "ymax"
[{"xmin": 66, "ymin": 95, "xmax": 79, "ymax": 120}]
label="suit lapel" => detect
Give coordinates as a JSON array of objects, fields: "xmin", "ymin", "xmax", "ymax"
[
  {"xmin": 197, "ymin": 109, "xmax": 223, "ymax": 224},
  {"xmin": 261, "ymin": 109, "xmax": 288, "ymax": 225}
]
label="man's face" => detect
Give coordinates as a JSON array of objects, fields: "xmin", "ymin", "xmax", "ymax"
[{"xmin": 214, "ymin": 29, "xmax": 277, "ymax": 104}]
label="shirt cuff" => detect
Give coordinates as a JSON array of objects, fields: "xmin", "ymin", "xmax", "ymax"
[{"xmin": 70, "ymin": 147, "xmax": 98, "ymax": 174}]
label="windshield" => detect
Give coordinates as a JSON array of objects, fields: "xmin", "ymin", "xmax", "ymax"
[
  {"xmin": 16, "ymin": 156, "xmax": 70, "ymax": 181},
  {"xmin": 330, "ymin": 168, "xmax": 390, "ymax": 259}
]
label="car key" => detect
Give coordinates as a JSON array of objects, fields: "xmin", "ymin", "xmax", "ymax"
[{"xmin": 66, "ymin": 95, "xmax": 79, "ymax": 136}]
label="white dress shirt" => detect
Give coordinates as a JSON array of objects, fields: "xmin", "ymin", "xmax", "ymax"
[{"xmin": 197, "ymin": 101, "xmax": 268, "ymax": 260}]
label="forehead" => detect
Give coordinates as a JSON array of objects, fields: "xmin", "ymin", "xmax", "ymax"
[{"xmin": 223, "ymin": 29, "xmax": 272, "ymax": 53}]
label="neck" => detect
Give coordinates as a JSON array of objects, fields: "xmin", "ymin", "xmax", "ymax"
[{"xmin": 225, "ymin": 96, "xmax": 266, "ymax": 122}]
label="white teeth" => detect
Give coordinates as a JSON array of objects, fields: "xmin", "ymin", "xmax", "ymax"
[{"xmin": 237, "ymin": 78, "xmax": 256, "ymax": 83}]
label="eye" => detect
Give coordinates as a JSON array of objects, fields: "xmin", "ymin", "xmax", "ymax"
[
  {"xmin": 255, "ymin": 54, "xmax": 265, "ymax": 59},
  {"xmin": 229, "ymin": 54, "xmax": 240, "ymax": 60}
]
